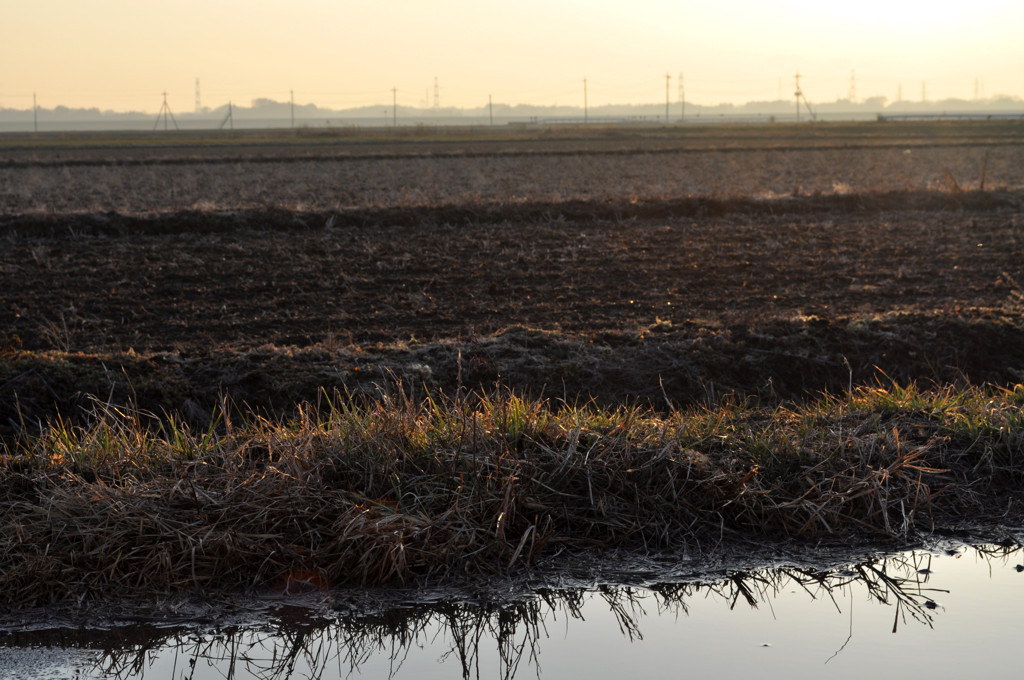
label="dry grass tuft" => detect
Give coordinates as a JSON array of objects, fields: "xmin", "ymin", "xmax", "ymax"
[{"xmin": 2, "ymin": 383, "xmax": 1023, "ymax": 608}]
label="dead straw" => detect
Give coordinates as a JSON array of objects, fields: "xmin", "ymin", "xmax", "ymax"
[{"xmin": 2, "ymin": 382, "xmax": 1022, "ymax": 608}]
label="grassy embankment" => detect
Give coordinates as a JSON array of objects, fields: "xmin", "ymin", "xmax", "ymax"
[{"xmin": 2, "ymin": 382, "xmax": 1023, "ymax": 608}]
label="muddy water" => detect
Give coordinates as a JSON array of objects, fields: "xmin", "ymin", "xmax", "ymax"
[{"xmin": 3, "ymin": 540, "xmax": 1022, "ymax": 679}]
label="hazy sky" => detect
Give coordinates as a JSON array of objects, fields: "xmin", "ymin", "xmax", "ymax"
[{"xmin": 3, "ymin": 0, "xmax": 1021, "ymax": 112}]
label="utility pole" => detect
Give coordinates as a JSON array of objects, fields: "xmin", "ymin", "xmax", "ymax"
[
  {"xmin": 219, "ymin": 102, "xmax": 234, "ymax": 130},
  {"xmin": 290, "ymin": 89, "xmax": 295, "ymax": 128},
  {"xmin": 678, "ymin": 72, "xmax": 685, "ymax": 121},
  {"xmin": 153, "ymin": 91, "xmax": 179, "ymax": 131},
  {"xmin": 793, "ymin": 73, "xmax": 816, "ymax": 122},
  {"xmin": 195, "ymin": 78, "xmax": 201, "ymax": 113},
  {"xmin": 33, "ymin": 92, "xmax": 38, "ymax": 133},
  {"xmin": 392, "ymin": 87, "xmax": 397, "ymax": 127},
  {"xmin": 489, "ymin": 94, "xmax": 493, "ymax": 126},
  {"xmin": 794, "ymin": 73, "xmax": 801, "ymax": 122},
  {"xmin": 665, "ymin": 73, "xmax": 671, "ymax": 121},
  {"xmin": 583, "ymin": 78, "xmax": 588, "ymax": 124}
]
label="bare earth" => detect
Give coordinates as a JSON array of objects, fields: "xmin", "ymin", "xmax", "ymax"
[{"xmin": 1, "ymin": 123, "xmax": 1023, "ymax": 432}]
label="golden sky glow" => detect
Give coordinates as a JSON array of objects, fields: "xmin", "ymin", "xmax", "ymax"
[{"xmin": 2, "ymin": 0, "xmax": 1021, "ymax": 112}]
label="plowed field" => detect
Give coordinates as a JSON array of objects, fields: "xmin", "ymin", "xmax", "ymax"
[{"xmin": 2, "ymin": 122, "xmax": 1023, "ymax": 434}]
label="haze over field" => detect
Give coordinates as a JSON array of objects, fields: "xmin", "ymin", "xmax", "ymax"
[{"xmin": 2, "ymin": 0, "xmax": 1022, "ymax": 114}]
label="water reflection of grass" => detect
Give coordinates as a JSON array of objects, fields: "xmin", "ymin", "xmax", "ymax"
[
  {"xmin": 42, "ymin": 543, "xmax": 1014, "ymax": 679},
  {"xmin": 2, "ymin": 384, "xmax": 1023, "ymax": 608}
]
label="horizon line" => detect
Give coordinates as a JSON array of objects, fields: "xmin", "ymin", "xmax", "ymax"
[{"xmin": 4, "ymin": 93, "xmax": 1024, "ymax": 117}]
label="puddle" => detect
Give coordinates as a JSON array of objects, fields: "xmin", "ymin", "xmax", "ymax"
[{"xmin": 3, "ymin": 540, "xmax": 1023, "ymax": 679}]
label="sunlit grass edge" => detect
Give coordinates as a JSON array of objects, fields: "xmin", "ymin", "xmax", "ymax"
[{"xmin": 2, "ymin": 382, "xmax": 1022, "ymax": 607}]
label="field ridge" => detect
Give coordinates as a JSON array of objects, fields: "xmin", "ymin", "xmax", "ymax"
[{"xmin": 2, "ymin": 189, "xmax": 1022, "ymax": 236}]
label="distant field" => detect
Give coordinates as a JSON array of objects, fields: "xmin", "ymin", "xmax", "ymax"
[
  {"xmin": 2, "ymin": 122, "xmax": 1022, "ymax": 215},
  {"xmin": 2, "ymin": 118, "xmax": 1023, "ymax": 155}
]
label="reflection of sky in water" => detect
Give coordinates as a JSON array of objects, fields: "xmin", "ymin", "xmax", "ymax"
[
  {"xmin": 349, "ymin": 547, "xmax": 1024, "ymax": 679},
  {"xmin": 6, "ymin": 543, "xmax": 1023, "ymax": 679}
]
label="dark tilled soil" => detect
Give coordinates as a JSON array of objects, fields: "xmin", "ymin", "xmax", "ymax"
[
  {"xmin": 4, "ymin": 196, "xmax": 1023, "ymax": 352},
  {"xmin": 3, "ymin": 126, "xmax": 1024, "ymax": 434},
  {"xmin": 2, "ymin": 191, "xmax": 1023, "ymax": 435}
]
